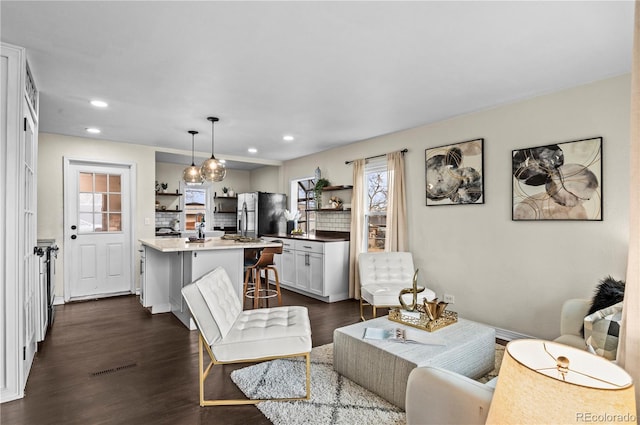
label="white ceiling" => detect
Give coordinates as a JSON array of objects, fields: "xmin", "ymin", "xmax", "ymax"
[{"xmin": 1, "ymin": 1, "xmax": 634, "ymax": 169}]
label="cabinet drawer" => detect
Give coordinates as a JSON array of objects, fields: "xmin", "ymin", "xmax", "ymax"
[{"xmin": 294, "ymin": 240, "xmax": 324, "ymax": 254}]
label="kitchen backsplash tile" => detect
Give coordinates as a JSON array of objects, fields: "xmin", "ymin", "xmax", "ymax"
[{"xmin": 316, "ymin": 210, "xmax": 350, "ymax": 232}]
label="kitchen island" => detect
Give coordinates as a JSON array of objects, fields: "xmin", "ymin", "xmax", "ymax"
[{"xmin": 139, "ymin": 237, "xmax": 280, "ymax": 329}]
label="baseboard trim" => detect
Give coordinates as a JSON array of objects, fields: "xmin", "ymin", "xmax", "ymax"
[
  {"xmin": 494, "ymin": 326, "xmax": 534, "ymax": 342},
  {"xmin": 53, "ymin": 296, "xmax": 65, "ymax": 306}
]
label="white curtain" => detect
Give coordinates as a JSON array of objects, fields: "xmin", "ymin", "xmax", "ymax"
[
  {"xmin": 619, "ymin": 0, "xmax": 640, "ymax": 413},
  {"xmin": 348, "ymin": 159, "xmax": 366, "ymax": 299},
  {"xmin": 385, "ymin": 151, "xmax": 408, "ymax": 252}
]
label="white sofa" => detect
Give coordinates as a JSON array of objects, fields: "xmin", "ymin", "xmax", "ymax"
[
  {"xmin": 406, "ymin": 366, "xmax": 497, "ymax": 425},
  {"xmin": 405, "ymin": 298, "xmax": 592, "ymax": 424},
  {"xmin": 553, "ymin": 298, "xmax": 590, "ymax": 349}
]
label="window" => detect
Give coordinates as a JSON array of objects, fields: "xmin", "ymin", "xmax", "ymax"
[
  {"xmin": 290, "ymin": 177, "xmax": 316, "ymax": 234},
  {"xmin": 184, "ymin": 187, "xmax": 208, "ymax": 231},
  {"xmin": 78, "ymin": 172, "xmax": 122, "ymax": 233},
  {"xmin": 365, "ymin": 158, "xmax": 387, "ymax": 252}
]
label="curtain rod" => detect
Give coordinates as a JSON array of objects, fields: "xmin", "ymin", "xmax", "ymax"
[{"xmin": 345, "ymin": 148, "xmax": 408, "ymax": 165}]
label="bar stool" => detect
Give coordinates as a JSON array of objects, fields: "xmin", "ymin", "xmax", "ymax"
[{"xmin": 243, "ymin": 242, "xmax": 283, "ymax": 309}]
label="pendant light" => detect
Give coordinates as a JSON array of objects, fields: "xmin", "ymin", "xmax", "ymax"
[
  {"xmin": 183, "ymin": 130, "xmax": 203, "ymax": 185},
  {"xmin": 200, "ymin": 116, "xmax": 226, "ymax": 182}
]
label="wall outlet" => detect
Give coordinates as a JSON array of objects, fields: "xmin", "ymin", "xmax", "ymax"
[{"xmin": 443, "ymin": 293, "xmax": 455, "ymax": 304}]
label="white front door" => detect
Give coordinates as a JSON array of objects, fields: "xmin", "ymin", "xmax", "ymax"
[{"xmin": 64, "ymin": 159, "xmax": 134, "ymax": 300}]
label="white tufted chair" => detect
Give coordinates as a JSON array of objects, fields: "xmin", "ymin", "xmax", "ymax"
[
  {"xmin": 181, "ymin": 266, "xmax": 312, "ymax": 406},
  {"xmin": 358, "ymin": 252, "xmax": 436, "ymax": 321}
]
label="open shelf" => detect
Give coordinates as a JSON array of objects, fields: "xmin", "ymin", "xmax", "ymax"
[
  {"xmin": 156, "ymin": 192, "xmax": 182, "ymax": 196},
  {"xmin": 322, "ymin": 185, "xmax": 353, "ymax": 191}
]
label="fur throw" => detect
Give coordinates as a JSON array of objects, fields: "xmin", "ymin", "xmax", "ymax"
[
  {"xmin": 581, "ymin": 276, "xmax": 625, "ymax": 336},
  {"xmin": 588, "ymin": 276, "xmax": 626, "ymax": 315}
]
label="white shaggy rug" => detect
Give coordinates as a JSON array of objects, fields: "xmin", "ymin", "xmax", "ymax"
[
  {"xmin": 230, "ymin": 343, "xmax": 503, "ymax": 425},
  {"xmin": 230, "ymin": 344, "xmax": 406, "ymax": 425}
]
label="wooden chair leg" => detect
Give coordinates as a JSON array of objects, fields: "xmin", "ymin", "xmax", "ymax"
[
  {"xmin": 254, "ymin": 269, "xmax": 260, "ymax": 309},
  {"xmin": 243, "ymin": 267, "xmax": 256, "ymax": 309},
  {"xmin": 271, "ymin": 267, "xmax": 282, "ymax": 306}
]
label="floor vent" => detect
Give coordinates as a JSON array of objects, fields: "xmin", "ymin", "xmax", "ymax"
[{"xmin": 91, "ymin": 363, "xmax": 137, "ymax": 377}]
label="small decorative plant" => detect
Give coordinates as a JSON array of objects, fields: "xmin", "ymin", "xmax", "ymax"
[
  {"xmin": 314, "ymin": 178, "xmax": 330, "ymax": 207},
  {"xmin": 222, "ymin": 187, "xmax": 228, "ymax": 194},
  {"xmin": 160, "ymin": 182, "xmax": 168, "ymax": 192}
]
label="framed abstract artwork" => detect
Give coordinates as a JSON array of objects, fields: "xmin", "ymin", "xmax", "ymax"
[
  {"xmin": 512, "ymin": 137, "xmax": 602, "ymax": 221},
  {"xmin": 425, "ymin": 138, "xmax": 484, "ymax": 206}
]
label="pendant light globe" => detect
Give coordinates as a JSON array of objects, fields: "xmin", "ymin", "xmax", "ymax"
[
  {"xmin": 183, "ymin": 130, "xmax": 203, "ymax": 185},
  {"xmin": 200, "ymin": 117, "xmax": 226, "ymax": 182}
]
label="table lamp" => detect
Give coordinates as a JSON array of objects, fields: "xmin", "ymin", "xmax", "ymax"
[{"xmin": 486, "ymin": 339, "xmax": 637, "ymax": 425}]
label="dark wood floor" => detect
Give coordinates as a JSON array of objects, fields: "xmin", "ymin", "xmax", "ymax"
[{"xmin": 1, "ymin": 290, "xmax": 365, "ymax": 425}]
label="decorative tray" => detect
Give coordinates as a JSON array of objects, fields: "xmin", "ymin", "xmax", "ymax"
[
  {"xmin": 221, "ymin": 234, "xmax": 263, "ymax": 243},
  {"xmin": 388, "ymin": 307, "xmax": 458, "ymax": 332}
]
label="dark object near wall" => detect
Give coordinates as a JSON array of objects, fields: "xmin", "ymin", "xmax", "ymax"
[{"xmin": 581, "ymin": 276, "xmax": 625, "ymax": 335}]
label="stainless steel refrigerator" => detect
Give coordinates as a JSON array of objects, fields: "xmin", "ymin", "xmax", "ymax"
[{"xmin": 237, "ymin": 192, "xmax": 287, "ymax": 237}]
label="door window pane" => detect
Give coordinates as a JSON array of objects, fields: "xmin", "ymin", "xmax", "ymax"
[
  {"xmin": 109, "ymin": 175, "xmax": 121, "ymax": 192},
  {"xmin": 79, "ymin": 172, "xmax": 93, "ymax": 192},
  {"xmin": 109, "ymin": 194, "xmax": 121, "ymax": 212},
  {"xmin": 77, "ymin": 172, "xmax": 123, "ymax": 233},
  {"xmin": 95, "ymin": 174, "xmax": 108, "ymax": 192},
  {"xmin": 109, "ymin": 213, "xmax": 122, "ymax": 231}
]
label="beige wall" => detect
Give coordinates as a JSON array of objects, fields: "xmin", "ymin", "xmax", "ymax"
[
  {"xmin": 37, "ymin": 133, "xmax": 157, "ymax": 299},
  {"xmin": 281, "ymin": 74, "xmax": 631, "ymax": 339},
  {"xmin": 249, "ymin": 165, "xmax": 281, "ymax": 193}
]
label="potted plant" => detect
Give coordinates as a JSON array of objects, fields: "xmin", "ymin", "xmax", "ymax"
[{"xmin": 314, "ymin": 178, "xmax": 330, "ymax": 208}]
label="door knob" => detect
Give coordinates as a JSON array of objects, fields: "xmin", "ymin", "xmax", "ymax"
[
  {"xmin": 71, "ymin": 225, "xmax": 77, "ymax": 230},
  {"xmin": 71, "ymin": 235, "xmax": 77, "ymax": 240}
]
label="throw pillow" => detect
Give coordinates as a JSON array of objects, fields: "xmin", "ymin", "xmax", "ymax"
[
  {"xmin": 583, "ymin": 301, "xmax": 623, "ymax": 361},
  {"xmin": 581, "ymin": 275, "xmax": 625, "ymax": 336}
]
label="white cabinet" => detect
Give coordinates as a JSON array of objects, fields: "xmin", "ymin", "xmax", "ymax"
[
  {"xmin": 263, "ymin": 237, "xmax": 349, "ymax": 302},
  {"xmin": 279, "ymin": 239, "xmax": 296, "ymax": 285},
  {"xmin": 295, "ymin": 241, "xmax": 324, "ymax": 295}
]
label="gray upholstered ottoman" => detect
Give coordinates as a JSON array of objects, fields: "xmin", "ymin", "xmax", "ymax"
[{"xmin": 333, "ymin": 316, "xmax": 495, "ymax": 409}]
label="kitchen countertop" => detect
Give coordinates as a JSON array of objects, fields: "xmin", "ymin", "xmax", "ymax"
[
  {"xmin": 139, "ymin": 237, "xmax": 279, "ymax": 252},
  {"xmin": 263, "ymin": 233, "xmax": 350, "ymax": 242}
]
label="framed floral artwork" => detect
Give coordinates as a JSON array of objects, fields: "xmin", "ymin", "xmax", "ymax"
[
  {"xmin": 425, "ymin": 138, "xmax": 484, "ymax": 206},
  {"xmin": 512, "ymin": 137, "xmax": 602, "ymax": 221}
]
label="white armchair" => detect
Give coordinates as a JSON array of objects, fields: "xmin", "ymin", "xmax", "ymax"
[
  {"xmin": 553, "ymin": 298, "xmax": 590, "ymax": 349},
  {"xmin": 406, "ymin": 366, "xmax": 497, "ymax": 425},
  {"xmin": 181, "ymin": 266, "xmax": 312, "ymax": 406},
  {"xmin": 358, "ymin": 252, "xmax": 436, "ymax": 321}
]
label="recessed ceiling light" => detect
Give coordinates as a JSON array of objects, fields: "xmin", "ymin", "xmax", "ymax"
[
  {"xmin": 90, "ymin": 100, "xmax": 108, "ymax": 108},
  {"xmin": 283, "ymin": 135, "xmax": 294, "ymax": 142},
  {"xmin": 248, "ymin": 148, "xmax": 258, "ymax": 154},
  {"xmin": 86, "ymin": 127, "xmax": 101, "ymax": 134}
]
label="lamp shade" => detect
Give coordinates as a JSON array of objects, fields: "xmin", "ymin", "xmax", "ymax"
[
  {"xmin": 200, "ymin": 157, "xmax": 226, "ymax": 182},
  {"xmin": 182, "ymin": 164, "xmax": 202, "ymax": 185},
  {"xmin": 486, "ymin": 339, "xmax": 637, "ymax": 425},
  {"xmin": 183, "ymin": 130, "xmax": 203, "ymax": 185}
]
